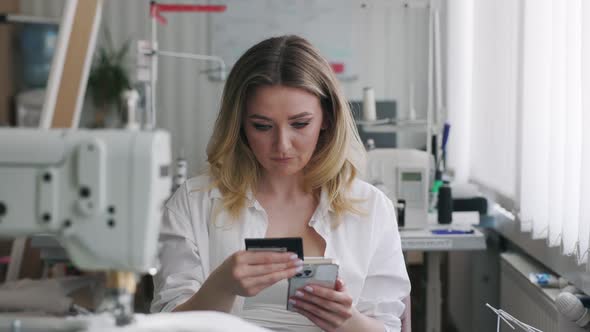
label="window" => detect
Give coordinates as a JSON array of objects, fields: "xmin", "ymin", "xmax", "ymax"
[{"xmin": 449, "ymin": 0, "xmax": 590, "ymax": 264}]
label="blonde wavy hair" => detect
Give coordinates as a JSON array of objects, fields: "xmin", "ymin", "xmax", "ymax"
[{"xmin": 206, "ymin": 35, "xmax": 366, "ymax": 222}]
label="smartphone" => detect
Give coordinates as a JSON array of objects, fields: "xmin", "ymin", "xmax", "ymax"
[{"xmin": 287, "ymin": 263, "xmax": 339, "ymax": 311}]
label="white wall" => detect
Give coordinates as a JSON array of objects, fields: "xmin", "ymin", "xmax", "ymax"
[
  {"xmin": 347, "ymin": 0, "xmax": 431, "ymax": 150},
  {"xmin": 22, "ymin": 0, "xmax": 433, "ymax": 176}
]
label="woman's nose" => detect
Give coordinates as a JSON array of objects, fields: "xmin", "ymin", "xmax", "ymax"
[{"xmin": 274, "ymin": 127, "xmax": 292, "ymax": 153}]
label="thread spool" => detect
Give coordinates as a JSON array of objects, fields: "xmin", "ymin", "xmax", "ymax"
[
  {"xmin": 123, "ymin": 89, "xmax": 140, "ymax": 130},
  {"xmin": 173, "ymin": 154, "xmax": 187, "ymax": 194},
  {"xmin": 366, "ymin": 138, "xmax": 376, "ymax": 151},
  {"xmin": 362, "ymin": 87, "xmax": 377, "ymax": 122},
  {"xmin": 437, "ymin": 183, "xmax": 453, "ymax": 224}
]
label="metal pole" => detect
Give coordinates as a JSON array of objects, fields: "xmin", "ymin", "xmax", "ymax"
[{"xmin": 149, "ymin": 3, "xmax": 158, "ymax": 130}]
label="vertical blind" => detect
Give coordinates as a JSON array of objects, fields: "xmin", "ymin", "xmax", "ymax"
[
  {"xmin": 519, "ymin": 0, "xmax": 590, "ymax": 264},
  {"xmin": 450, "ymin": 0, "xmax": 590, "ymax": 264},
  {"xmin": 580, "ymin": 0, "xmax": 590, "ymax": 266},
  {"xmin": 468, "ymin": 0, "xmax": 519, "ymax": 200}
]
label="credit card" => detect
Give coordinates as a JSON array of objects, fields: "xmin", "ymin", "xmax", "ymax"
[{"xmin": 245, "ymin": 237, "xmax": 303, "ymax": 260}]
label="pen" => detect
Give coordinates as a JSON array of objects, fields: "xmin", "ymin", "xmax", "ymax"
[{"xmin": 431, "ymin": 229, "xmax": 474, "ymax": 235}]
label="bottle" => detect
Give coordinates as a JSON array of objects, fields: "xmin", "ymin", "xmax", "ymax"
[
  {"xmin": 529, "ymin": 273, "xmax": 568, "ymax": 288},
  {"xmin": 437, "ymin": 182, "xmax": 453, "ymax": 224},
  {"xmin": 366, "ymin": 138, "xmax": 376, "ymax": 151},
  {"xmin": 396, "ymin": 199, "xmax": 406, "ymax": 228}
]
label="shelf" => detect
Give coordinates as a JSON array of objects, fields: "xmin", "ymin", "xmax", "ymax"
[
  {"xmin": 401, "ymin": 226, "xmax": 486, "ymax": 251},
  {"xmin": 400, "ymin": 212, "xmax": 487, "ymax": 251},
  {"xmin": 357, "ymin": 118, "xmax": 429, "ymax": 133},
  {"xmin": 362, "ymin": 122, "xmax": 429, "ymax": 133}
]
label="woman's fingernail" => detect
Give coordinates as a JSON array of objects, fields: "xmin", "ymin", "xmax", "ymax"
[
  {"xmin": 304, "ymin": 286, "xmax": 313, "ymax": 293},
  {"xmin": 289, "ymin": 299, "xmax": 297, "ymax": 305},
  {"xmin": 295, "ymin": 290, "xmax": 304, "ymax": 297},
  {"xmin": 295, "ymin": 266, "xmax": 303, "ymax": 272},
  {"xmin": 294, "ymin": 259, "xmax": 304, "ymax": 266},
  {"xmin": 290, "ymin": 254, "xmax": 299, "ymax": 260}
]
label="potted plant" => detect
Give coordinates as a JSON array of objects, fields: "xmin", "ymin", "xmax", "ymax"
[{"xmin": 87, "ymin": 30, "xmax": 131, "ymax": 128}]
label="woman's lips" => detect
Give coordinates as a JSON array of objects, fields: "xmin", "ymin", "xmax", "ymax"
[{"xmin": 271, "ymin": 157, "xmax": 293, "ymax": 163}]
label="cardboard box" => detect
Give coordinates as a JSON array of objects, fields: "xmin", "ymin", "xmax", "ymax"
[{"xmin": 0, "ymin": 1, "xmax": 19, "ymax": 126}]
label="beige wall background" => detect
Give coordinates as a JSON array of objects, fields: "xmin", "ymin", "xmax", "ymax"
[{"xmin": 20, "ymin": 0, "xmax": 437, "ymax": 175}]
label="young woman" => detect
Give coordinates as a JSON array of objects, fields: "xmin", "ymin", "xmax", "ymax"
[{"xmin": 151, "ymin": 35, "xmax": 410, "ymax": 332}]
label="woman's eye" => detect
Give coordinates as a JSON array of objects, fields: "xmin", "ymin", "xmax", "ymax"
[
  {"xmin": 253, "ymin": 123, "xmax": 272, "ymax": 131},
  {"xmin": 292, "ymin": 122, "xmax": 310, "ymax": 129}
]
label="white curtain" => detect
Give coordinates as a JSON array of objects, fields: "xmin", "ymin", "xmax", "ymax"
[
  {"xmin": 519, "ymin": 0, "xmax": 589, "ymax": 263},
  {"xmin": 450, "ymin": 0, "xmax": 590, "ymax": 264},
  {"xmin": 580, "ymin": 0, "xmax": 590, "ymax": 267},
  {"xmin": 445, "ymin": 0, "xmax": 472, "ymax": 184},
  {"xmin": 466, "ymin": 0, "xmax": 519, "ymax": 200},
  {"xmin": 518, "ymin": 0, "xmax": 551, "ymax": 237}
]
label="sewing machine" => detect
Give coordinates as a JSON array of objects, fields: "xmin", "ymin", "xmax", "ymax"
[
  {"xmin": 0, "ymin": 128, "xmax": 171, "ymax": 272},
  {"xmin": 366, "ymin": 148, "xmax": 432, "ymax": 229},
  {"xmin": 0, "ymin": 128, "xmax": 172, "ymax": 324}
]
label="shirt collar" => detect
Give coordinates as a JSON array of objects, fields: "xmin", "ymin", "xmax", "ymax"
[
  {"xmin": 210, "ymin": 185, "xmax": 333, "ymax": 215},
  {"xmin": 210, "ymin": 186, "xmax": 222, "ymax": 200},
  {"xmin": 308, "ymin": 187, "xmax": 334, "ymax": 228},
  {"xmin": 245, "ymin": 189, "xmax": 263, "ymax": 210},
  {"xmin": 318, "ymin": 188, "xmax": 334, "ymax": 213},
  {"xmin": 209, "ymin": 186, "xmax": 261, "ymax": 210}
]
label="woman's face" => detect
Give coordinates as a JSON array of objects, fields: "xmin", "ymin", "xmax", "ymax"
[{"xmin": 244, "ymin": 85, "xmax": 325, "ymax": 177}]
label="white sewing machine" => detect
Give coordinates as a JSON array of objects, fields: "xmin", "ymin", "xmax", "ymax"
[
  {"xmin": 0, "ymin": 128, "xmax": 171, "ymax": 273},
  {"xmin": 366, "ymin": 148, "xmax": 432, "ymax": 229},
  {"xmin": 0, "ymin": 128, "xmax": 172, "ymax": 327}
]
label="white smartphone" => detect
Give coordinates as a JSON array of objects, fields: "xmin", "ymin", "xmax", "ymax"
[{"xmin": 287, "ymin": 263, "xmax": 339, "ymax": 311}]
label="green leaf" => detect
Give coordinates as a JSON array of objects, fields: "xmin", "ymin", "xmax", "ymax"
[
  {"xmin": 116, "ymin": 39, "xmax": 131, "ymax": 63},
  {"xmin": 87, "ymin": 28, "xmax": 133, "ymax": 108}
]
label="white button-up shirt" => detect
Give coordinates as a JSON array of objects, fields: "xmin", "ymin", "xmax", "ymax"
[{"xmin": 151, "ymin": 175, "xmax": 410, "ymax": 332}]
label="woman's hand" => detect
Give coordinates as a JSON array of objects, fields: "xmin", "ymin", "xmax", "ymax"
[
  {"xmin": 289, "ymin": 278, "xmax": 355, "ymax": 332},
  {"xmin": 211, "ymin": 250, "xmax": 303, "ymax": 297},
  {"xmin": 175, "ymin": 250, "xmax": 302, "ymax": 313}
]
